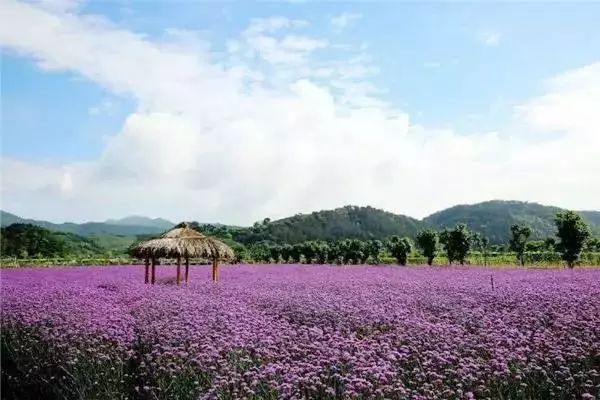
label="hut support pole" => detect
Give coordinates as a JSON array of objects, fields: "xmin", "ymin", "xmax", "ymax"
[
  {"xmin": 212, "ymin": 259, "xmax": 219, "ymax": 282},
  {"xmin": 185, "ymin": 258, "xmax": 190, "ymax": 285},
  {"xmin": 144, "ymin": 258, "xmax": 150, "ymax": 284},
  {"xmin": 176, "ymin": 257, "xmax": 181, "ymax": 286},
  {"xmin": 151, "ymin": 258, "xmax": 156, "ymax": 284}
]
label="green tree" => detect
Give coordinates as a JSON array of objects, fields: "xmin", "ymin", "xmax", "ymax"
[
  {"xmin": 269, "ymin": 245, "xmax": 283, "ymax": 263},
  {"xmin": 526, "ymin": 240, "xmax": 547, "ymax": 252},
  {"xmin": 544, "ymin": 237, "xmax": 556, "ymax": 252},
  {"xmin": 386, "ymin": 236, "xmax": 412, "ymax": 265},
  {"xmin": 415, "ymin": 229, "xmax": 437, "ymax": 266},
  {"xmin": 364, "ymin": 240, "xmax": 384, "ymax": 264},
  {"xmin": 439, "ymin": 224, "xmax": 471, "ymax": 265},
  {"xmin": 481, "ymin": 237, "xmax": 490, "ymax": 266},
  {"xmin": 509, "ymin": 224, "xmax": 532, "ymax": 266},
  {"xmin": 469, "ymin": 232, "xmax": 490, "ymax": 266},
  {"xmin": 585, "ymin": 236, "xmax": 600, "ymax": 252},
  {"xmin": 0, "ymin": 223, "xmax": 94, "ymax": 258},
  {"xmin": 554, "ymin": 211, "xmax": 590, "ymax": 268}
]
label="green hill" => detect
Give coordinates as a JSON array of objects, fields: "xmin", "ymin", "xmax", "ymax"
[
  {"xmin": 1, "ymin": 224, "xmax": 104, "ymax": 258},
  {"xmin": 226, "ymin": 201, "xmax": 600, "ymax": 245},
  {"xmin": 2, "ymin": 201, "xmax": 599, "ymax": 255},
  {"xmin": 423, "ymin": 200, "xmax": 600, "ymax": 243},
  {"xmin": 0, "ymin": 211, "xmax": 170, "ymax": 256},
  {"xmin": 232, "ymin": 205, "xmax": 424, "ymax": 244}
]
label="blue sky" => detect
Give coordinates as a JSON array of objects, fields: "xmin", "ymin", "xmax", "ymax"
[{"xmin": 1, "ymin": 0, "xmax": 599, "ymax": 223}]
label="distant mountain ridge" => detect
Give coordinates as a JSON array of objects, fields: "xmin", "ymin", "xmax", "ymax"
[
  {"xmin": 0, "ymin": 211, "xmax": 173, "ymax": 237},
  {"xmin": 2, "ymin": 201, "xmax": 599, "ymax": 247},
  {"xmin": 104, "ymin": 216, "xmax": 174, "ymax": 230}
]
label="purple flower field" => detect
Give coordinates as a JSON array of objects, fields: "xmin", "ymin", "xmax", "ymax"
[{"xmin": 1, "ymin": 264, "xmax": 599, "ymax": 400}]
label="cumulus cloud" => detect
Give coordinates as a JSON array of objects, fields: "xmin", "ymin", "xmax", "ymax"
[
  {"xmin": 517, "ymin": 62, "xmax": 600, "ymax": 136},
  {"xmin": 0, "ymin": 0, "xmax": 598, "ymax": 224}
]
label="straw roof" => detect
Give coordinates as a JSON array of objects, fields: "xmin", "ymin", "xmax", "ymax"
[{"xmin": 129, "ymin": 222, "xmax": 235, "ymax": 261}]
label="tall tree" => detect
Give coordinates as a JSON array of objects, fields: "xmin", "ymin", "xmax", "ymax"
[
  {"xmin": 470, "ymin": 232, "xmax": 490, "ymax": 266},
  {"xmin": 386, "ymin": 236, "xmax": 412, "ymax": 265},
  {"xmin": 481, "ymin": 237, "xmax": 490, "ymax": 266},
  {"xmin": 365, "ymin": 240, "xmax": 384, "ymax": 264},
  {"xmin": 439, "ymin": 224, "xmax": 471, "ymax": 265},
  {"xmin": 415, "ymin": 229, "xmax": 437, "ymax": 266},
  {"xmin": 554, "ymin": 211, "xmax": 590, "ymax": 268},
  {"xmin": 509, "ymin": 224, "xmax": 532, "ymax": 266}
]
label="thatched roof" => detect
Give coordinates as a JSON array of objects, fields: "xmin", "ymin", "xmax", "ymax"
[{"xmin": 129, "ymin": 222, "xmax": 235, "ymax": 261}]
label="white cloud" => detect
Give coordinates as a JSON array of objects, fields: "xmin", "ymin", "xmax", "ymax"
[
  {"xmin": 517, "ymin": 62, "xmax": 600, "ymax": 137},
  {"xmin": 28, "ymin": 0, "xmax": 82, "ymax": 12},
  {"xmin": 238, "ymin": 16, "xmax": 326, "ymax": 65},
  {"xmin": 1, "ymin": 0, "xmax": 598, "ymax": 224},
  {"xmin": 331, "ymin": 13, "xmax": 362, "ymax": 32},
  {"xmin": 479, "ymin": 31, "xmax": 502, "ymax": 47}
]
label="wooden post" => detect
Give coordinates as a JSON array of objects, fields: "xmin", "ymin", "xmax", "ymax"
[
  {"xmin": 185, "ymin": 257, "xmax": 190, "ymax": 285},
  {"xmin": 151, "ymin": 258, "xmax": 156, "ymax": 284},
  {"xmin": 176, "ymin": 257, "xmax": 181, "ymax": 286},
  {"xmin": 212, "ymin": 258, "xmax": 218, "ymax": 282},
  {"xmin": 144, "ymin": 258, "xmax": 150, "ymax": 284}
]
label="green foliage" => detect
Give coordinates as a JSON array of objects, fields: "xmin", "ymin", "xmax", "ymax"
[
  {"xmin": 415, "ymin": 230, "xmax": 437, "ymax": 265},
  {"xmin": 386, "ymin": 236, "xmax": 412, "ymax": 265},
  {"xmin": 585, "ymin": 236, "xmax": 600, "ymax": 252},
  {"xmin": 439, "ymin": 224, "xmax": 471, "ymax": 265},
  {"xmin": 232, "ymin": 205, "xmax": 422, "ymax": 245},
  {"xmin": 3, "ymin": 203, "xmax": 600, "ymax": 267},
  {"xmin": 469, "ymin": 231, "xmax": 489, "ymax": 264},
  {"xmin": 526, "ymin": 240, "xmax": 553, "ymax": 252},
  {"xmin": 554, "ymin": 211, "xmax": 590, "ymax": 268},
  {"xmin": 509, "ymin": 224, "xmax": 532, "ymax": 266},
  {"xmin": 0, "ymin": 224, "xmax": 103, "ymax": 258},
  {"xmin": 423, "ymin": 200, "xmax": 600, "ymax": 243}
]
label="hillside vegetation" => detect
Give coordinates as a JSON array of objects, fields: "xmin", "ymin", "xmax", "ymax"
[
  {"xmin": 233, "ymin": 205, "xmax": 423, "ymax": 244},
  {"xmin": 423, "ymin": 200, "xmax": 600, "ymax": 243},
  {"xmin": 0, "ymin": 224, "xmax": 104, "ymax": 258},
  {"xmin": 2, "ymin": 201, "xmax": 599, "ymax": 255}
]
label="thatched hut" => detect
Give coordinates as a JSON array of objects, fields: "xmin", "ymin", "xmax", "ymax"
[{"xmin": 129, "ymin": 222, "xmax": 234, "ymax": 284}]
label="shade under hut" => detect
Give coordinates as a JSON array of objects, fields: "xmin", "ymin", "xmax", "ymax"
[{"xmin": 129, "ymin": 222, "xmax": 234, "ymax": 284}]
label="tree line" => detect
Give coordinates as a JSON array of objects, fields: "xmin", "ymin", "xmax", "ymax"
[
  {"xmin": 2, "ymin": 210, "xmax": 598, "ymax": 267},
  {"xmin": 235, "ymin": 211, "xmax": 598, "ymax": 268},
  {"xmin": 0, "ymin": 224, "xmax": 103, "ymax": 258}
]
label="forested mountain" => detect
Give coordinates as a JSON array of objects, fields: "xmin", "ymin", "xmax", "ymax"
[
  {"xmin": 1, "ymin": 224, "xmax": 103, "ymax": 258},
  {"xmin": 231, "ymin": 206, "xmax": 424, "ymax": 244},
  {"xmin": 423, "ymin": 200, "xmax": 600, "ymax": 243},
  {"xmin": 229, "ymin": 201, "xmax": 599, "ymax": 245},
  {"xmin": 2, "ymin": 201, "xmax": 599, "ymax": 255},
  {"xmin": 580, "ymin": 211, "xmax": 600, "ymax": 228}
]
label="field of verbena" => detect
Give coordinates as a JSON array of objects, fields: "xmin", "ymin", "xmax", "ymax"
[
  {"xmin": 1, "ymin": 265, "xmax": 599, "ymax": 400},
  {"xmin": 2, "ymin": 252, "xmax": 600, "ymax": 268}
]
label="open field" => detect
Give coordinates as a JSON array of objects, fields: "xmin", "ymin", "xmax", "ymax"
[
  {"xmin": 2, "ymin": 252, "xmax": 600, "ymax": 268},
  {"xmin": 1, "ymin": 264, "xmax": 599, "ymax": 399}
]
